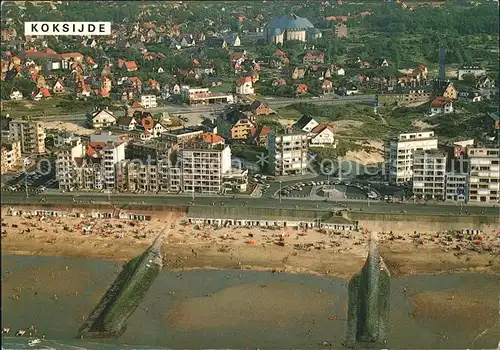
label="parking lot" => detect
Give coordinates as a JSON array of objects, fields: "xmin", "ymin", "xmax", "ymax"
[
  {"xmin": 3, "ymin": 159, "xmax": 58, "ymax": 194},
  {"xmin": 278, "ymin": 179, "xmax": 410, "ymax": 201}
]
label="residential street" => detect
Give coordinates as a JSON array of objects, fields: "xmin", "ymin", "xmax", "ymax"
[{"xmin": 28, "ymin": 94, "xmax": 377, "ymax": 123}]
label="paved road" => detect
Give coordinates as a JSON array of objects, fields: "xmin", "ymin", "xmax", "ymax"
[
  {"xmin": 2, "ymin": 192, "xmax": 498, "ymax": 216},
  {"xmin": 260, "ymin": 94, "xmax": 376, "ymax": 108},
  {"xmin": 29, "ymin": 94, "xmax": 376, "ymax": 123}
]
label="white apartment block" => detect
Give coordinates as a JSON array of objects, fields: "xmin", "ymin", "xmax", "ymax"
[
  {"xmin": 445, "ymin": 173, "xmax": 468, "ymax": 202},
  {"xmin": 140, "ymin": 95, "xmax": 158, "ymax": 109},
  {"xmin": 412, "ymin": 150, "xmax": 446, "ymax": 200},
  {"xmin": 180, "ymin": 144, "xmax": 232, "ymax": 194},
  {"xmin": 56, "ymin": 137, "xmax": 85, "ymax": 191},
  {"xmin": 386, "ymin": 131, "xmax": 438, "ymax": 184},
  {"xmin": 1, "ymin": 139, "xmax": 22, "ymax": 174},
  {"xmin": 73, "ymin": 158, "xmax": 103, "ymax": 191},
  {"xmin": 9, "ymin": 119, "xmax": 46, "ymax": 154},
  {"xmin": 268, "ymin": 131, "xmax": 309, "ymax": 176},
  {"xmin": 467, "ymin": 147, "xmax": 499, "ymax": 203},
  {"xmin": 102, "ymin": 142, "xmax": 126, "ymax": 190}
]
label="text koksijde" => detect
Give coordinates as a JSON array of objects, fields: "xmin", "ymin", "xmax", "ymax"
[
  {"xmin": 30, "ymin": 23, "xmax": 106, "ymax": 33},
  {"xmin": 24, "ymin": 22, "xmax": 111, "ymax": 36}
]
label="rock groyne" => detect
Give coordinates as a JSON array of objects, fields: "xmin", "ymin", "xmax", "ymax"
[
  {"xmin": 344, "ymin": 234, "xmax": 390, "ymax": 348},
  {"xmin": 78, "ymin": 234, "xmax": 163, "ymax": 338}
]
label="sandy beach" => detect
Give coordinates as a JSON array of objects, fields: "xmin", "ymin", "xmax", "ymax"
[
  {"xmin": 2, "ymin": 203, "xmax": 499, "ymax": 348},
  {"xmin": 1, "ymin": 206, "xmax": 499, "ymax": 278}
]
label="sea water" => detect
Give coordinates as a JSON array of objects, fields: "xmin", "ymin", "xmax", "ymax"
[{"xmin": 2, "ymin": 255, "xmax": 499, "ymax": 349}]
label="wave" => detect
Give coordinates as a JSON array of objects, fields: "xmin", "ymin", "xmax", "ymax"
[{"xmin": 1, "ymin": 337, "xmax": 170, "ymax": 350}]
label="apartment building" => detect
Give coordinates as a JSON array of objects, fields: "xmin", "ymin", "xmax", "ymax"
[
  {"xmin": 102, "ymin": 142, "xmax": 126, "ymax": 190},
  {"xmin": 140, "ymin": 95, "xmax": 158, "ymax": 109},
  {"xmin": 445, "ymin": 173, "xmax": 468, "ymax": 202},
  {"xmin": 72, "ymin": 157, "xmax": 104, "ymax": 191},
  {"xmin": 1, "ymin": 139, "xmax": 22, "ymax": 174},
  {"xmin": 377, "ymin": 85, "xmax": 434, "ymax": 107},
  {"xmin": 116, "ymin": 158, "xmax": 172, "ymax": 193},
  {"xmin": 56, "ymin": 137, "xmax": 85, "ymax": 191},
  {"xmin": 267, "ymin": 131, "xmax": 309, "ymax": 176},
  {"xmin": 467, "ymin": 147, "xmax": 499, "ymax": 203},
  {"xmin": 230, "ymin": 118, "xmax": 255, "ymax": 140},
  {"xmin": 9, "ymin": 119, "xmax": 46, "ymax": 154},
  {"xmin": 386, "ymin": 131, "xmax": 438, "ymax": 184},
  {"xmin": 180, "ymin": 144, "xmax": 232, "ymax": 194},
  {"xmin": 412, "ymin": 150, "xmax": 447, "ymax": 200}
]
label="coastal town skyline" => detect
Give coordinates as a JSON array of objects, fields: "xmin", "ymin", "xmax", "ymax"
[{"xmin": 1, "ymin": 0, "xmax": 499, "ymax": 348}]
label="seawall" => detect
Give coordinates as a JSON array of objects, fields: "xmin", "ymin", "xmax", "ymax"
[
  {"xmin": 346, "ymin": 212, "xmax": 500, "ymax": 233},
  {"xmin": 3, "ymin": 202, "xmax": 188, "ymax": 214}
]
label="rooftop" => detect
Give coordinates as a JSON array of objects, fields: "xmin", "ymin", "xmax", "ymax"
[
  {"xmin": 165, "ymin": 126, "xmax": 204, "ymax": 136},
  {"xmin": 266, "ymin": 14, "xmax": 315, "ymax": 33},
  {"xmin": 379, "ymin": 85, "xmax": 434, "ymax": 95},
  {"xmin": 187, "ymin": 206, "xmax": 336, "ymax": 221}
]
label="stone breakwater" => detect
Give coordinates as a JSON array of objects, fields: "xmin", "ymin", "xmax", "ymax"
[
  {"xmin": 344, "ymin": 235, "xmax": 390, "ymax": 348},
  {"xmin": 78, "ymin": 235, "xmax": 163, "ymax": 338}
]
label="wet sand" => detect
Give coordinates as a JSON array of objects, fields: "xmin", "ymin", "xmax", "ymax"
[
  {"xmin": 2, "ymin": 255, "xmax": 499, "ymax": 349},
  {"xmin": 411, "ymin": 290, "xmax": 498, "ymax": 336},
  {"xmin": 165, "ymin": 283, "xmax": 342, "ymax": 329}
]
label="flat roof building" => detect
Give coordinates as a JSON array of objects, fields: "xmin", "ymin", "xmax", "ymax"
[
  {"xmin": 385, "ymin": 131, "xmax": 438, "ymax": 184},
  {"xmin": 268, "ymin": 130, "xmax": 309, "ymax": 176},
  {"xmin": 412, "ymin": 149, "xmax": 447, "ymax": 200},
  {"xmin": 467, "ymin": 147, "xmax": 499, "ymax": 203}
]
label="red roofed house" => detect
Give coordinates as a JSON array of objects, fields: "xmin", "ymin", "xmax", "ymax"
[
  {"xmin": 249, "ymin": 100, "xmax": 273, "ymax": 116},
  {"xmin": 430, "ymin": 97, "xmax": 454, "ymax": 116},
  {"xmin": 147, "ymin": 79, "xmax": 161, "ymax": 91},
  {"xmin": 32, "ymin": 87, "xmax": 51, "ymax": 101},
  {"xmin": 131, "ymin": 101, "xmax": 143, "ymax": 109},
  {"xmin": 129, "ymin": 77, "xmax": 142, "ymax": 91},
  {"xmin": 61, "ymin": 52, "xmax": 84, "ymax": 62},
  {"xmin": 273, "ymin": 50, "xmax": 287, "ymax": 59},
  {"xmin": 123, "ymin": 61, "xmax": 138, "ymax": 72},
  {"xmin": 295, "ymin": 83, "xmax": 308, "ymax": 95},
  {"xmin": 302, "ymin": 51, "xmax": 325, "ymax": 64},
  {"xmin": 321, "ymin": 79, "xmax": 333, "ymax": 94},
  {"xmin": 86, "ymin": 146, "xmax": 98, "ymax": 157},
  {"xmin": 272, "ymin": 78, "xmax": 287, "ymax": 87},
  {"xmin": 412, "ymin": 64, "xmax": 428, "ymax": 80},
  {"xmin": 310, "ymin": 123, "xmax": 336, "ymax": 147},
  {"xmin": 249, "ymin": 126, "xmax": 271, "ymax": 147},
  {"xmin": 80, "ymin": 84, "xmax": 92, "ymax": 98},
  {"xmin": 200, "ymin": 132, "xmax": 224, "ymax": 145},
  {"xmin": 87, "ymin": 56, "xmax": 97, "ymax": 67},
  {"xmin": 234, "ymin": 76, "xmax": 254, "ymax": 95}
]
